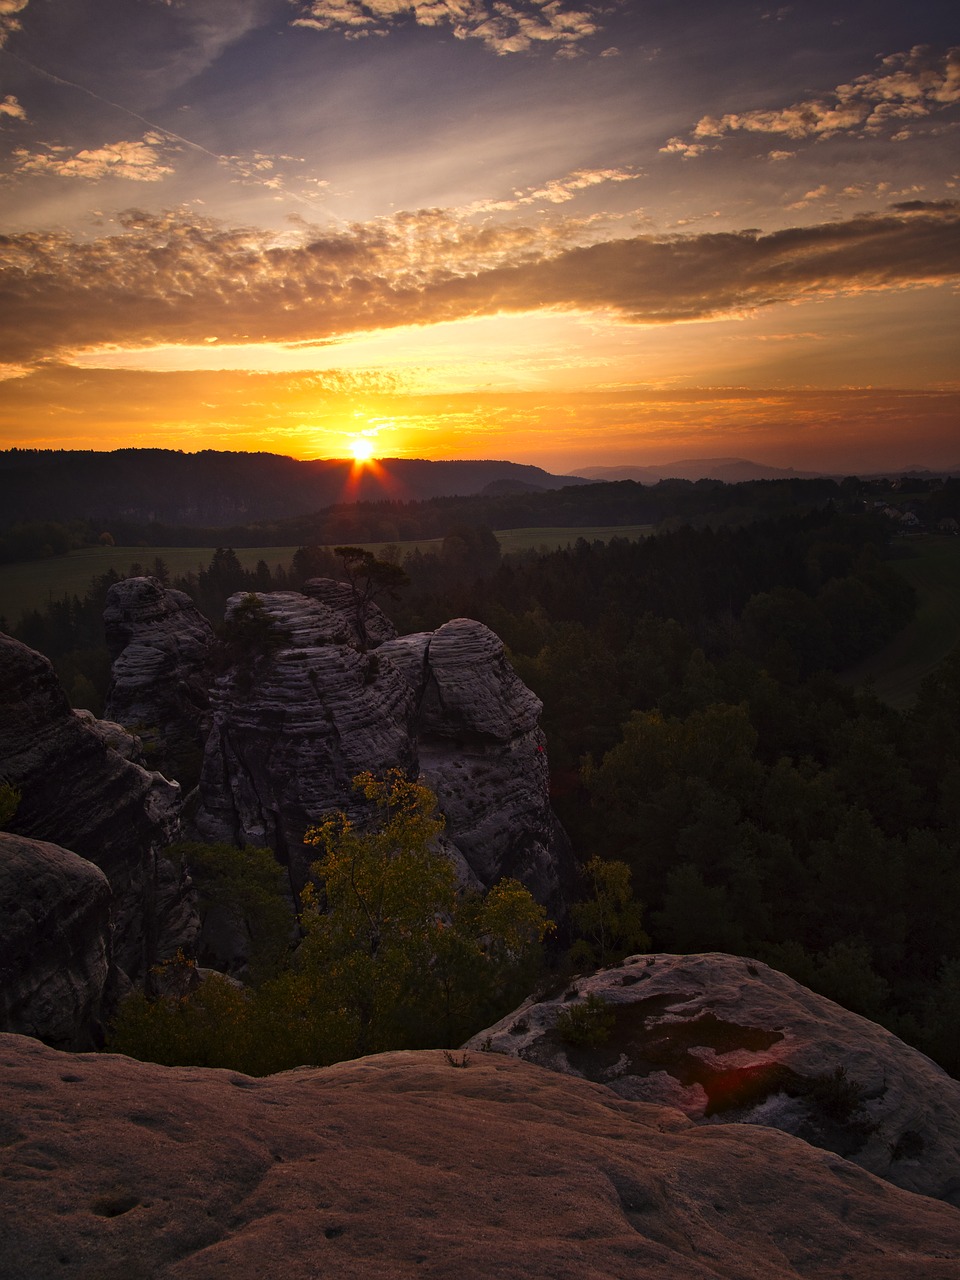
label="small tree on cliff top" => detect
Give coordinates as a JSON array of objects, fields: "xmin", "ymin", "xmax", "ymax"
[{"xmin": 334, "ymin": 546, "xmax": 408, "ymax": 650}]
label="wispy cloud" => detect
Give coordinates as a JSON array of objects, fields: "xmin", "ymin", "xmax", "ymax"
[
  {"xmin": 665, "ymin": 46, "xmax": 960, "ymax": 153},
  {"xmin": 12, "ymin": 132, "xmax": 178, "ymax": 181},
  {"xmin": 291, "ymin": 1, "xmax": 608, "ymax": 56},
  {"xmin": 0, "ymin": 0, "xmax": 29, "ymax": 49},
  {"xmin": 1, "ymin": 201, "xmax": 957, "ymax": 362},
  {"xmin": 467, "ymin": 166, "xmax": 639, "ymax": 212}
]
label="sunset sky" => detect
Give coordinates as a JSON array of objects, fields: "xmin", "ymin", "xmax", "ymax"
[{"xmin": 0, "ymin": 0, "xmax": 957, "ymax": 473}]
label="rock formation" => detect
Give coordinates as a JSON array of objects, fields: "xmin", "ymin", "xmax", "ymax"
[
  {"xmin": 466, "ymin": 952, "xmax": 960, "ymax": 1205},
  {"xmin": 103, "ymin": 576, "xmax": 216, "ymax": 785},
  {"xmin": 192, "ymin": 587, "xmax": 573, "ymax": 911},
  {"xmin": 0, "ymin": 633, "xmax": 198, "ymax": 979},
  {"xmin": 2, "ymin": 1033, "xmax": 959, "ymax": 1279},
  {"xmin": 0, "ymin": 834, "xmax": 111, "ymax": 1049}
]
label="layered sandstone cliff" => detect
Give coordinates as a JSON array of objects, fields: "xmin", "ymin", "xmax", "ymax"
[
  {"xmin": 0, "ymin": 633, "xmax": 197, "ymax": 979},
  {"xmin": 191, "ymin": 587, "xmax": 573, "ymax": 911},
  {"xmin": 104, "ymin": 576, "xmax": 216, "ymax": 785}
]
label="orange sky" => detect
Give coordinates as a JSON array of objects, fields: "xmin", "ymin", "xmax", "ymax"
[{"xmin": 1, "ymin": 2, "xmax": 957, "ymax": 473}]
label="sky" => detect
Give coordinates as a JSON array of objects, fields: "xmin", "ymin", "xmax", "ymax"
[{"xmin": 0, "ymin": 0, "xmax": 957, "ymax": 474}]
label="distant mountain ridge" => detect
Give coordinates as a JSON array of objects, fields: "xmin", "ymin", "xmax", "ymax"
[
  {"xmin": 0, "ymin": 450, "xmax": 587, "ymax": 528},
  {"xmin": 573, "ymin": 458, "xmax": 826, "ymax": 483}
]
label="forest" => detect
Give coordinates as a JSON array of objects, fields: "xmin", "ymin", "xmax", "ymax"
[{"xmin": 4, "ymin": 477, "xmax": 960, "ymax": 1076}]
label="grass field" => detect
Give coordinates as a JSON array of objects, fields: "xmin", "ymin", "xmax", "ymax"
[
  {"xmin": 0, "ymin": 546, "xmax": 301, "ymax": 626},
  {"xmin": 840, "ymin": 536, "xmax": 960, "ymax": 708},
  {"xmin": 0, "ymin": 525, "xmax": 653, "ymax": 627}
]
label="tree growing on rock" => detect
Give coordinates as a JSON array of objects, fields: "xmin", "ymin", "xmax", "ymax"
[{"xmin": 334, "ymin": 546, "xmax": 408, "ymax": 650}]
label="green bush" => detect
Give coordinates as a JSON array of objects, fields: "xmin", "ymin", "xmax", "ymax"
[{"xmin": 555, "ymin": 994, "xmax": 615, "ymax": 1048}]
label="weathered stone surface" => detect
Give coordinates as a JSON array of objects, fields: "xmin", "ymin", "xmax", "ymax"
[
  {"xmin": 193, "ymin": 635, "xmax": 418, "ymax": 891},
  {"xmin": 2, "ymin": 1034, "xmax": 958, "ymax": 1280},
  {"xmin": 192, "ymin": 594, "xmax": 573, "ymax": 910},
  {"xmin": 466, "ymin": 952, "xmax": 960, "ymax": 1205},
  {"xmin": 73, "ymin": 710, "xmax": 147, "ymax": 764},
  {"xmin": 104, "ymin": 576, "xmax": 216, "ymax": 785},
  {"xmin": 302, "ymin": 577, "xmax": 398, "ymax": 649},
  {"xmin": 0, "ymin": 633, "xmax": 198, "ymax": 977},
  {"xmin": 381, "ymin": 619, "xmax": 573, "ymax": 909},
  {"xmin": 0, "ymin": 834, "xmax": 111, "ymax": 1049}
]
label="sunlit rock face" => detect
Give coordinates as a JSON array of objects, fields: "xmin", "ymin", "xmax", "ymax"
[
  {"xmin": 192, "ymin": 589, "xmax": 573, "ymax": 911},
  {"xmin": 104, "ymin": 576, "xmax": 216, "ymax": 785},
  {"xmin": 0, "ymin": 633, "xmax": 197, "ymax": 978},
  {"xmin": 4, "ymin": 1035, "xmax": 960, "ymax": 1280},
  {"xmin": 0, "ymin": 833, "xmax": 111, "ymax": 1049},
  {"xmin": 466, "ymin": 951, "xmax": 960, "ymax": 1206}
]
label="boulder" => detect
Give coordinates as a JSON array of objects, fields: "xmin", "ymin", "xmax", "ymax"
[
  {"xmin": 0, "ymin": 833, "xmax": 111, "ymax": 1049},
  {"xmin": 0, "ymin": 633, "xmax": 198, "ymax": 978},
  {"xmin": 104, "ymin": 576, "xmax": 216, "ymax": 785},
  {"xmin": 465, "ymin": 952, "xmax": 960, "ymax": 1205},
  {"xmin": 1, "ymin": 1033, "xmax": 958, "ymax": 1279}
]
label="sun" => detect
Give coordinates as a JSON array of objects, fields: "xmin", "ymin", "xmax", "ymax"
[{"xmin": 349, "ymin": 435, "xmax": 376, "ymax": 464}]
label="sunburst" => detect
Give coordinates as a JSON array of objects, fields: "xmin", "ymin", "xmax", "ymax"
[{"xmin": 349, "ymin": 435, "xmax": 376, "ymax": 464}]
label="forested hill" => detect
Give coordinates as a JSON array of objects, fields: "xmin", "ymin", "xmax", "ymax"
[{"xmin": 0, "ymin": 449, "xmax": 582, "ymax": 528}]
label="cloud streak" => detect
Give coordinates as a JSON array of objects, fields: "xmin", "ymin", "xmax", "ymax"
[{"xmin": 0, "ymin": 201, "xmax": 957, "ymax": 362}]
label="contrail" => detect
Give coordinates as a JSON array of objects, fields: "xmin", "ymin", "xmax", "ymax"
[
  {"xmin": 2, "ymin": 47, "xmax": 226, "ymax": 162},
  {"xmin": 1, "ymin": 45, "xmax": 340, "ymax": 216}
]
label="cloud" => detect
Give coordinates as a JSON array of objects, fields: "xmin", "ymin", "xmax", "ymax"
[
  {"xmin": 1, "ymin": 201, "xmax": 957, "ymax": 362},
  {"xmin": 0, "ymin": 0, "xmax": 29, "ymax": 49},
  {"xmin": 659, "ymin": 138, "xmax": 711, "ymax": 159},
  {"xmin": 0, "ymin": 94, "xmax": 26, "ymax": 121},
  {"xmin": 291, "ymin": 1, "xmax": 607, "ymax": 56},
  {"xmin": 666, "ymin": 46, "xmax": 959, "ymax": 152},
  {"xmin": 467, "ymin": 166, "xmax": 639, "ymax": 212},
  {"xmin": 12, "ymin": 132, "xmax": 178, "ymax": 181}
]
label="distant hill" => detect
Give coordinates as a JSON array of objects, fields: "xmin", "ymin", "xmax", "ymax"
[
  {"xmin": 0, "ymin": 450, "xmax": 586, "ymax": 529},
  {"xmin": 573, "ymin": 458, "xmax": 825, "ymax": 483}
]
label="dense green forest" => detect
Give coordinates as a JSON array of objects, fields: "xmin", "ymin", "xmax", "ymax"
[{"xmin": 5, "ymin": 478, "xmax": 960, "ymax": 1075}]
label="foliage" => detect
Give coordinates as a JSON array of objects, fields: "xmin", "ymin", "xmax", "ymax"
[
  {"xmin": 555, "ymin": 994, "xmax": 616, "ymax": 1048},
  {"xmin": 569, "ymin": 856, "xmax": 649, "ymax": 968},
  {"xmin": 174, "ymin": 841, "xmax": 292, "ymax": 983},
  {"xmin": 107, "ymin": 773, "xmax": 552, "ymax": 1074},
  {"xmin": 0, "ymin": 780, "xmax": 21, "ymax": 828}
]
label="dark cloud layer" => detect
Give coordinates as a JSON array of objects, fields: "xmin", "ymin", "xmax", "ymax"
[{"xmin": 1, "ymin": 202, "xmax": 957, "ymax": 363}]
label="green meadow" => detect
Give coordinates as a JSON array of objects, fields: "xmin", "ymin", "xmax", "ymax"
[{"xmin": 0, "ymin": 546, "xmax": 301, "ymax": 626}]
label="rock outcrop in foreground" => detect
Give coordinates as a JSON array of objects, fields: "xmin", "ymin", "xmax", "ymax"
[
  {"xmin": 0, "ymin": 633, "xmax": 198, "ymax": 979},
  {"xmin": 2, "ymin": 1033, "xmax": 958, "ymax": 1280},
  {"xmin": 192, "ymin": 587, "xmax": 572, "ymax": 910},
  {"xmin": 466, "ymin": 952, "xmax": 960, "ymax": 1205}
]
